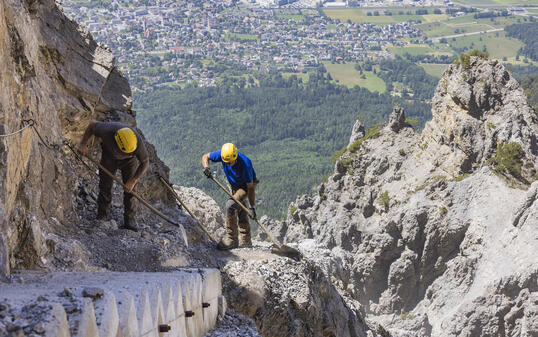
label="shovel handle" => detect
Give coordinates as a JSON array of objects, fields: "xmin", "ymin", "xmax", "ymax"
[
  {"xmin": 209, "ymin": 176, "xmax": 282, "ymax": 249},
  {"xmin": 159, "ymin": 176, "xmax": 217, "ymax": 243}
]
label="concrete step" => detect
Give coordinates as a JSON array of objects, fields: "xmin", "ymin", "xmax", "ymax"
[{"xmin": 0, "ymin": 269, "xmax": 224, "ymax": 337}]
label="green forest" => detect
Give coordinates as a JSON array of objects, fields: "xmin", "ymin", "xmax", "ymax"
[
  {"xmin": 505, "ymin": 21, "xmax": 538, "ymax": 61},
  {"xmin": 376, "ymin": 57, "xmax": 438, "ymax": 100},
  {"xmin": 134, "ymin": 64, "xmax": 434, "ymax": 219},
  {"xmin": 519, "ymin": 75, "xmax": 538, "ymax": 111}
]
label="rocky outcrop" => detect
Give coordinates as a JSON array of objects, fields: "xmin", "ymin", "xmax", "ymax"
[
  {"xmin": 387, "ymin": 106, "xmax": 410, "ymax": 132},
  {"xmin": 267, "ymin": 57, "xmax": 538, "ymax": 336},
  {"xmin": 221, "ymin": 248, "xmax": 371, "ymax": 337},
  {"xmin": 422, "ymin": 56, "xmax": 538, "ymax": 180},
  {"xmin": 442, "ymin": 269, "xmax": 538, "ymax": 336},
  {"xmin": 173, "ymin": 185, "xmax": 225, "ymax": 241},
  {"xmin": 348, "ymin": 118, "xmax": 365, "ymax": 146}
]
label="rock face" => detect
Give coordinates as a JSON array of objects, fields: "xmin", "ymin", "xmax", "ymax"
[
  {"xmin": 220, "ymin": 247, "xmax": 371, "ymax": 337},
  {"xmin": 267, "ymin": 57, "xmax": 538, "ymax": 336},
  {"xmin": 422, "ymin": 57, "xmax": 538, "ymax": 180},
  {"xmin": 348, "ymin": 118, "xmax": 365, "ymax": 146},
  {"xmin": 0, "ymin": 0, "xmax": 190, "ymax": 279},
  {"xmin": 173, "ymin": 185, "xmax": 225, "ymax": 241}
]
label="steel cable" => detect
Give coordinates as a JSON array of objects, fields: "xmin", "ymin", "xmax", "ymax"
[{"xmin": 0, "ymin": 119, "xmax": 34, "ymax": 137}]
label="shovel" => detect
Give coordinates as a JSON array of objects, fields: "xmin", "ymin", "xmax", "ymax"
[
  {"xmin": 65, "ymin": 142, "xmax": 189, "ymax": 247},
  {"xmin": 159, "ymin": 176, "xmax": 217, "ymax": 243},
  {"xmin": 208, "ymin": 175, "xmax": 302, "ymax": 261}
]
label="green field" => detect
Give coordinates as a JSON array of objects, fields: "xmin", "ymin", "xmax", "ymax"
[
  {"xmin": 323, "ymin": 62, "xmax": 386, "ymax": 93},
  {"xmin": 449, "ymin": 15, "xmax": 523, "ymax": 27},
  {"xmin": 324, "ymin": 8, "xmax": 446, "ymax": 25},
  {"xmin": 419, "ymin": 63, "xmax": 449, "ymax": 78},
  {"xmin": 452, "ymin": 0, "xmax": 498, "ymax": 5},
  {"xmin": 422, "ymin": 14, "xmax": 450, "ymax": 22},
  {"xmin": 417, "ymin": 15, "xmax": 527, "ymax": 38},
  {"xmin": 276, "ymin": 14, "xmax": 305, "ymax": 21},
  {"xmin": 495, "ymin": 0, "xmax": 538, "ymax": 3},
  {"xmin": 427, "ymin": 50, "xmax": 455, "ymax": 56},
  {"xmin": 226, "ymin": 33, "xmax": 260, "ymax": 42},
  {"xmin": 326, "ymin": 24, "xmax": 340, "ymax": 30},
  {"xmin": 417, "ymin": 21, "xmax": 495, "ymax": 38},
  {"xmin": 446, "ymin": 31, "xmax": 524, "ymax": 59},
  {"xmin": 282, "ymin": 72, "xmax": 311, "ymax": 82},
  {"xmin": 389, "ymin": 44, "xmax": 435, "ymax": 56},
  {"xmin": 454, "ymin": 0, "xmax": 538, "ymax": 4},
  {"xmin": 323, "ymin": 8, "xmax": 364, "ymax": 22}
]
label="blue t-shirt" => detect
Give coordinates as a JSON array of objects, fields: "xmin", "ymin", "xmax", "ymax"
[{"xmin": 209, "ymin": 150, "xmax": 256, "ymax": 188}]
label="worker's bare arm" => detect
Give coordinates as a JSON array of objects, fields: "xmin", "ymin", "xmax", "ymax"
[{"xmin": 78, "ymin": 121, "xmax": 97, "ymax": 156}]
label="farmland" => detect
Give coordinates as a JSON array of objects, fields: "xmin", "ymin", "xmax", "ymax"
[
  {"xmin": 453, "ymin": 0, "xmax": 538, "ymax": 5},
  {"xmin": 419, "ymin": 63, "xmax": 449, "ymax": 78},
  {"xmin": 324, "ymin": 8, "xmax": 448, "ymax": 25},
  {"xmin": 323, "ymin": 62, "xmax": 387, "ymax": 93},
  {"xmin": 319, "ymin": 7, "xmax": 538, "ymax": 92}
]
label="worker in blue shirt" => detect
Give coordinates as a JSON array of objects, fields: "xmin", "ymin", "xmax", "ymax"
[{"xmin": 202, "ymin": 143, "xmax": 258, "ymax": 250}]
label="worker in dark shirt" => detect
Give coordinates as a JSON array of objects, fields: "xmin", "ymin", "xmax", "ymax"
[
  {"xmin": 79, "ymin": 121, "xmax": 149, "ymax": 231},
  {"xmin": 202, "ymin": 143, "xmax": 258, "ymax": 250}
]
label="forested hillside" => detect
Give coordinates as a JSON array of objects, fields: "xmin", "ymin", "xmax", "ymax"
[
  {"xmin": 376, "ymin": 57, "xmax": 438, "ymax": 100},
  {"xmin": 505, "ymin": 21, "xmax": 538, "ymax": 61},
  {"xmin": 519, "ymin": 75, "xmax": 538, "ymax": 112},
  {"xmin": 135, "ymin": 69, "xmax": 433, "ymax": 218}
]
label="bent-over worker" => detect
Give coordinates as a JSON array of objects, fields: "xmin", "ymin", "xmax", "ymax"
[
  {"xmin": 202, "ymin": 143, "xmax": 258, "ymax": 250},
  {"xmin": 79, "ymin": 121, "xmax": 149, "ymax": 231}
]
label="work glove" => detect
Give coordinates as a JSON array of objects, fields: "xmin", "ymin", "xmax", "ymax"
[
  {"xmin": 203, "ymin": 167, "xmax": 212, "ymax": 178},
  {"xmin": 78, "ymin": 143, "xmax": 87, "ymax": 157},
  {"xmin": 249, "ymin": 206, "xmax": 257, "ymax": 220}
]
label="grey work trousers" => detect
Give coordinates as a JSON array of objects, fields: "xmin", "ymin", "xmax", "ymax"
[{"xmin": 96, "ymin": 152, "xmax": 138, "ymax": 225}]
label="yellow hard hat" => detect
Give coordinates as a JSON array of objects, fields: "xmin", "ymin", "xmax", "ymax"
[
  {"xmin": 114, "ymin": 128, "xmax": 137, "ymax": 153},
  {"xmin": 221, "ymin": 143, "xmax": 238, "ymax": 163}
]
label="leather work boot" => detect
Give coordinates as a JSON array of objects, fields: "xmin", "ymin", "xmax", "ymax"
[
  {"xmin": 121, "ymin": 217, "xmax": 139, "ymax": 232},
  {"xmin": 238, "ymin": 222, "xmax": 252, "ymax": 247},
  {"xmin": 217, "ymin": 216, "xmax": 238, "ymax": 250},
  {"xmin": 96, "ymin": 206, "xmax": 109, "ymax": 220}
]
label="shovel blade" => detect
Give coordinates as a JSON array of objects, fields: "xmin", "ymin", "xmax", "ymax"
[
  {"xmin": 270, "ymin": 245, "xmax": 302, "ymax": 261},
  {"xmin": 179, "ymin": 223, "xmax": 189, "ymax": 248}
]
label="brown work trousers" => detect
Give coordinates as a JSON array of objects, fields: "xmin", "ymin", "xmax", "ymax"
[
  {"xmin": 226, "ymin": 187, "xmax": 249, "ymax": 223},
  {"xmin": 96, "ymin": 152, "xmax": 138, "ymax": 225},
  {"xmin": 225, "ymin": 179, "xmax": 258, "ymax": 222}
]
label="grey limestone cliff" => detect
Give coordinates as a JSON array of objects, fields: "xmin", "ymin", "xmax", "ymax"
[{"xmin": 265, "ymin": 56, "xmax": 538, "ymax": 336}]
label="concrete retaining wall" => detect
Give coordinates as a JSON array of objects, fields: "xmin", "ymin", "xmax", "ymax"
[{"xmin": 0, "ymin": 269, "xmax": 224, "ymax": 337}]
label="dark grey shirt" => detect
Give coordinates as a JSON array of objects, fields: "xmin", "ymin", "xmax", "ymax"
[{"xmin": 93, "ymin": 122, "xmax": 149, "ymax": 178}]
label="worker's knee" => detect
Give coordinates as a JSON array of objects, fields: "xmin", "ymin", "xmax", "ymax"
[
  {"xmin": 226, "ymin": 199, "xmax": 238, "ymax": 216},
  {"xmin": 238, "ymin": 210, "xmax": 249, "ymax": 224}
]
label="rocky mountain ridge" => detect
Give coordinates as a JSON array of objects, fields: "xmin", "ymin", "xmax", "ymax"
[{"xmin": 260, "ymin": 55, "xmax": 538, "ymax": 336}]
